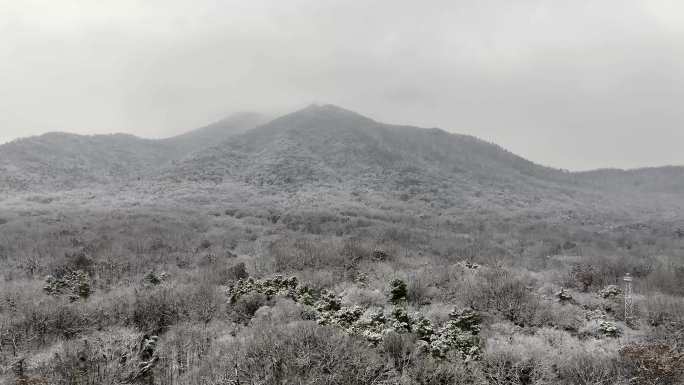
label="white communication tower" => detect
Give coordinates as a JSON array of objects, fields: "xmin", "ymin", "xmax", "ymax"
[{"xmin": 623, "ymin": 273, "xmax": 633, "ymax": 324}]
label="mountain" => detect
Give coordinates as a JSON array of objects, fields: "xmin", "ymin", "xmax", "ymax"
[
  {"xmin": 573, "ymin": 166, "xmax": 684, "ymax": 194},
  {"xmin": 170, "ymin": 104, "xmax": 568, "ymax": 192},
  {"xmin": 0, "ymin": 112, "xmax": 263, "ymax": 192},
  {"xmin": 160, "ymin": 112, "xmax": 268, "ymax": 154},
  {"xmin": 163, "ymin": 104, "xmax": 684, "ymax": 213},
  {"xmin": 0, "ymin": 133, "xmax": 173, "ymax": 192},
  {"xmin": 2, "ymin": 104, "xmax": 682, "ymax": 205}
]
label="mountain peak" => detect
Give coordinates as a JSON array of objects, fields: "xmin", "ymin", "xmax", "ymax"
[
  {"xmin": 284, "ymin": 104, "xmax": 375, "ymax": 123},
  {"xmin": 253, "ymin": 104, "xmax": 376, "ymax": 137},
  {"xmin": 302, "ymin": 103, "xmax": 354, "ymax": 112}
]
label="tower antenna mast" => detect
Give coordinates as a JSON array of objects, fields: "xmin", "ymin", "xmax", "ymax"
[{"xmin": 623, "ymin": 273, "xmax": 633, "ymax": 325}]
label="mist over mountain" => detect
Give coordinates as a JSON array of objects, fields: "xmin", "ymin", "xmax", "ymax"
[
  {"xmin": 1, "ymin": 104, "xmax": 682, "ymax": 205},
  {"xmin": 0, "ymin": 112, "xmax": 264, "ymax": 192},
  {"xmin": 160, "ymin": 112, "xmax": 269, "ymax": 155},
  {"xmin": 168, "ymin": 105, "xmax": 568, "ymax": 204},
  {"xmin": 0, "ymin": 133, "xmax": 172, "ymax": 192},
  {"xmin": 167, "ymin": 105, "xmax": 683, "ymax": 205},
  {"xmin": 574, "ymin": 166, "xmax": 684, "ymax": 194}
]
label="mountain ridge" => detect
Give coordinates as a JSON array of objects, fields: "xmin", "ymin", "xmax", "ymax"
[
  {"xmin": 169, "ymin": 105, "xmax": 570, "ymax": 188},
  {"xmin": 1, "ymin": 104, "xmax": 682, "ymax": 198},
  {"xmin": 0, "ymin": 112, "xmax": 264, "ymax": 192}
]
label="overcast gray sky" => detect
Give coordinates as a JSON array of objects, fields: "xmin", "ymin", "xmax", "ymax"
[{"xmin": 1, "ymin": 0, "xmax": 683, "ymax": 170}]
